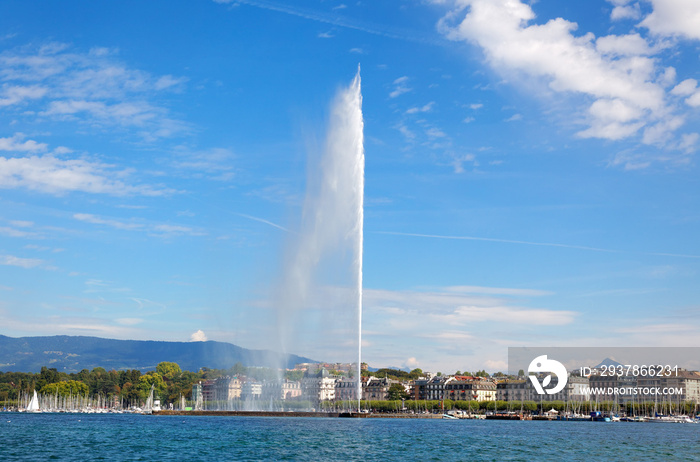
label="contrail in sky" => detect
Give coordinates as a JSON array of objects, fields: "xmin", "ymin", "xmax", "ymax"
[
  {"xmin": 237, "ymin": 213, "xmax": 289, "ymax": 232},
  {"xmin": 378, "ymin": 231, "xmax": 700, "ymax": 259},
  {"xmin": 214, "ymin": 0, "xmax": 442, "ymax": 45}
]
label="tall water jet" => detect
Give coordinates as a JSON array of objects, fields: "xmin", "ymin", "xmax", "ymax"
[{"xmin": 275, "ymin": 67, "xmax": 364, "ymax": 411}]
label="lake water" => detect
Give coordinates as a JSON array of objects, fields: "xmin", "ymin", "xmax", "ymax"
[{"xmin": 2, "ymin": 413, "xmax": 699, "ymax": 461}]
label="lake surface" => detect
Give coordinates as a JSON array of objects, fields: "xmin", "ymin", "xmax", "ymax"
[{"xmin": 2, "ymin": 413, "xmax": 699, "ymax": 461}]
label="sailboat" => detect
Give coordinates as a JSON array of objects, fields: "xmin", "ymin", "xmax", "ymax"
[
  {"xmin": 27, "ymin": 390, "xmax": 41, "ymax": 413},
  {"xmin": 143, "ymin": 384, "xmax": 155, "ymax": 414}
]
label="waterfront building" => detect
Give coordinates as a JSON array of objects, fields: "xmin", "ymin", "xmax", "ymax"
[
  {"xmin": 241, "ymin": 379, "xmax": 262, "ymax": 400},
  {"xmin": 665, "ymin": 370, "xmax": 700, "ymax": 404},
  {"xmin": 213, "ymin": 376, "xmax": 242, "ymax": 401},
  {"xmin": 294, "ymin": 362, "xmax": 357, "ymax": 374},
  {"xmin": 472, "ymin": 378, "xmax": 497, "ymax": 402},
  {"xmin": 192, "ymin": 382, "xmax": 203, "ymax": 403},
  {"xmin": 498, "ymin": 373, "xmax": 590, "ymax": 404},
  {"xmin": 258, "ymin": 378, "xmax": 302, "ymax": 401},
  {"xmin": 201, "ymin": 379, "xmax": 216, "ymax": 403},
  {"xmin": 546, "ymin": 374, "xmax": 591, "ymax": 403},
  {"xmin": 444, "ymin": 376, "xmax": 497, "ymax": 402},
  {"xmin": 497, "ymin": 380, "xmax": 530, "ymax": 402},
  {"xmin": 426, "ymin": 375, "xmax": 450, "ymax": 401},
  {"xmin": 363, "ymin": 376, "xmax": 396, "ymax": 401},
  {"xmin": 335, "ymin": 376, "xmax": 359, "ymax": 401},
  {"xmin": 412, "ymin": 377, "xmax": 429, "ymax": 401},
  {"xmin": 302, "ymin": 370, "xmax": 337, "ymax": 403},
  {"xmin": 637, "ymin": 369, "xmax": 700, "ymax": 405},
  {"xmin": 411, "ymin": 373, "xmax": 436, "ymax": 401},
  {"xmin": 282, "ymin": 379, "xmax": 303, "ymax": 400},
  {"xmin": 589, "ymin": 372, "xmax": 633, "ymax": 404}
]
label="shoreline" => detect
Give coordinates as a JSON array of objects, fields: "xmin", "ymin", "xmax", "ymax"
[{"xmin": 152, "ymin": 410, "xmax": 443, "ymax": 418}]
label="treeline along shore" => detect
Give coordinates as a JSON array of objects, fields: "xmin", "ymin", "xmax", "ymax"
[{"xmin": 3, "ymin": 361, "xmax": 700, "ymax": 418}]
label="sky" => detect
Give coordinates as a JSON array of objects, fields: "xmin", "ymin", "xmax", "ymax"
[{"xmin": 1, "ymin": 0, "xmax": 699, "ymax": 374}]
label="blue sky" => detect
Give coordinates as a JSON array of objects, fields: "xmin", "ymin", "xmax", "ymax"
[{"xmin": 1, "ymin": 0, "xmax": 699, "ymax": 373}]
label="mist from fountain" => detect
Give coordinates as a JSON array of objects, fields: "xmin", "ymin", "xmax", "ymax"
[{"xmin": 275, "ymin": 67, "xmax": 364, "ymax": 411}]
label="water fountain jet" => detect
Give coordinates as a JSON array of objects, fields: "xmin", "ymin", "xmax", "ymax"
[{"xmin": 275, "ymin": 67, "xmax": 364, "ymax": 412}]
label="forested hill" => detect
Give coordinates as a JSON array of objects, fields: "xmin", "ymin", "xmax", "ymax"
[{"xmin": 0, "ymin": 335, "xmax": 315, "ymax": 373}]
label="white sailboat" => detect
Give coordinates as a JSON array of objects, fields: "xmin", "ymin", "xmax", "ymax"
[
  {"xmin": 143, "ymin": 384, "xmax": 155, "ymax": 414},
  {"xmin": 27, "ymin": 390, "xmax": 41, "ymax": 413}
]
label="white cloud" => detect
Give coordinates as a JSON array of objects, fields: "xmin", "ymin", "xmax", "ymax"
[
  {"xmin": 360, "ymin": 286, "xmax": 577, "ymax": 371},
  {"xmin": 0, "ymin": 226, "xmax": 39, "ymax": 238},
  {"xmin": 595, "ymin": 33, "xmax": 655, "ymax": 56},
  {"xmin": 41, "ymin": 100, "xmax": 163, "ymax": 128},
  {"xmin": 0, "ymin": 254, "xmax": 44, "ymax": 269},
  {"xmin": 406, "ymin": 101, "xmax": 435, "ymax": 114},
  {"xmin": 450, "ymin": 305, "xmax": 575, "ymax": 325},
  {"xmin": 686, "ymin": 92, "xmax": 700, "ymax": 108},
  {"xmin": 169, "ymin": 147, "xmax": 236, "ymax": 181},
  {"xmin": 671, "ymin": 79, "xmax": 697, "ymax": 96},
  {"xmin": 610, "ymin": 3, "xmax": 642, "ymax": 21},
  {"xmin": 396, "ymin": 123, "xmax": 416, "ymax": 140},
  {"xmin": 389, "ymin": 76, "xmax": 412, "ymax": 98},
  {"xmin": 0, "ymin": 154, "xmax": 173, "ymax": 196},
  {"xmin": 679, "ymin": 133, "xmax": 699, "ymax": 151},
  {"xmin": 640, "ymin": 0, "xmax": 700, "ymax": 40},
  {"xmin": 425, "ymin": 127, "xmax": 446, "ymax": 138},
  {"xmin": 437, "ymin": 0, "xmax": 694, "ymax": 152},
  {"xmin": 74, "ymin": 212, "xmax": 206, "ymax": 238},
  {"xmin": 641, "ymin": 115, "xmax": 685, "ymax": 145},
  {"xmin": 0, "ymin": 84, "xmax": 48, "ymax": 106},
  {"xmin": 0, "ymin": 43, "xmax": 188, "ymax": 139},
  {"xmin": 154, "ymin": 75, "xmax": 187, "ymax": 91},
  {"xmin": 365, "ymin": 287, "xmax": 576, "ymax": 326},
  {"xmin": 73, "ymin": 213, "xmax": 143, "ymax": 231},
  {"xmin": 0, "ymin": 133, "xmax": 48, "ymax": 152},
  {"xmin": 671, "ymin": 79, "xmax": 700, "ymax": 108},
  {"xmin": 151, "ymin": 224, "xmax": 203, "ymax": 236},
  {"xmin": 190, "ymin": 329, "xmax": 208, "ymax": 341},
  {"xmin": 607, "ymin": 151, "xmax": 653, "ymax": 170},
  {"xmin": 452, "ymin": 154, "xmax": 475, "ymax": 173}
]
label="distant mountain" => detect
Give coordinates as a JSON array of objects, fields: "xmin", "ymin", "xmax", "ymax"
[
  {"xmin": 0, "ymin": 335, "xmax": 316, "ymax": 373},
  {"xmin": 593, "ymin": 358, "xmax": 624, "ymax": 369}
]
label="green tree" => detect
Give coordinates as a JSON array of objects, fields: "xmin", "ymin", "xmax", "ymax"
[
  {"xmin": 36, "ymin": 367, "xmax": 60, "ymax": 390},
  {"xmin": 156, "ymin": 362, "xmax": 182, "ymax": 379},
  {"xmin": 120, "ymin": 382, "xmax": 141, "ymax": 405},
  {"xmin": 386, "ymin": 383, "xmax": 410, "ymax": 401},
  {"xmin": 39, "ymin": 380, "xmax": 89, "ymax": 397},
  {"xmin": 137, "ymin": 372, "xmax": 166, "ymax": 400}
]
